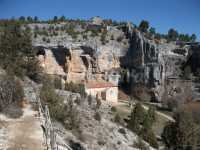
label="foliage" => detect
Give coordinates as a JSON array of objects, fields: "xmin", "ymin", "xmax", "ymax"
[
  {"xmin": 168, "ymin": 28, "xmax": 179, "ymax": 41},
  {"xmin": 129, "ymin": 103, "xmax": 145, "ymax": 132},
  {"xmin": 111, "ymin": 106, "xmax": 117, "ymax": 112},
  {"xmin": 134, "ymin": 138, "xmax": 150, "ymax": 150},
  {"xmin": 54, "ymin": 77, "xmax": 62, "ymax": 89},
  {"xmin": 139, "ymin": 20, "xmax": 149, "ymax": 32},
  {"xmin": 53, "ymin": 16, "xmax": 58, "ymax": 22},
  {"xmin": 162, "ymin": 109, "xmax": 200, "ymax": 149},
  {"xmin": 87, "ymin": 95, "xmax": 92, "ymax": 106},
  {"xmin": 128, "ymin": 103, "xmax": 158, "ymax": 148},
  {"xmin": 114, "ymin": 113, "xmax": 121, "ymax": 123},
  {"xmin": 149, "ymin": 27, "xmax": 156, "ymax": 35},
  {"xmin": 0, "ymin": 20, "xmax": 42, "ymax": 81},
  {"xmin": 0, "ymin": 73, "xmax": 24, "ymax": 111},
  {"xmin": 96, "ymin": 97, "xmax": 102, "ymax": 109},
  {"xmin": 40, "ymin": 80, "xmax": 64, "ymax": 119},
  {"xmin": 147, "ymin": 106, "xmax": 157, "ymax": 124},
  {"xmin": 40, "ymin": 80, "xmax": 80, "ymax": 130},
  {"xmin": 116, "ymin": 36, "xmax": 123, "ymax": 42},
  {"xmin": 65, "ymin": 81, "xmax": 85, "ymax": 97},
  {"xmin": 59, "ymin": 15, "xmax": 66, "ymax": 22},
  {"xmin": 94, "ymin": 111, "xmax": 101, "ymax": 122}
]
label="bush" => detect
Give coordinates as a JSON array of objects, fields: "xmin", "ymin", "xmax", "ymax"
[
  {"xmin": 117, "ymin": 36, "xmax": 123, "ymax": 42},
  {"xmin": 111, "ymin": 106, "xmax": 117, "ymax": 112},
  {"xmin": 42, "ymin": 37, "xmax": 46, "ymax": 42},
  {"xmin": 46, "ymin": 38, "xmax": 50, "ymax": 43},
  {"xmin": 94, "ymin": 111, "xmax": 101, "ymax": 122},
  {"xmin": 87, "ymin": 95, "xmax": 92, "ymax": 106},
  {"xmin": 142, "ymin": 129, "xmax": 158, "ymax": 149},
  {"xmin": 40, "ymin": 80, "xmax": 65, "ymax": 120},
  {"xmin": 134, "ymin": 138, "xmax": 150, "ymax": 150},
  {"xmin": 114, "ymin": 113, "xmax": 121, "ymax": 123},
  {"xmin": 118, "ymin": 128, "xmax": 126, "ymax": 135},
  {"xmin": 65, "ymin": 81, "xmax": 85, "ymax": 97},
  {"xmin": 0, "ymin": 74, "xmax": 24, "ymax": 113},
  {"xmin": 54, "ymin": 77, "xmax": 62, "ymax": 89},
  {"xmin": 0, "ymin": 20, "xmax": 41, "ymax": 79},
  {"xmin": 129, "ymin": 103, "xmax": 145, "ymax": 132},
  {"xmin": 40, "ymin": 80, "xmax": 80, "ymax": 130},
  {"xmin": 96, "ymin": 97, "xmax": 101, "ymax": 109}
]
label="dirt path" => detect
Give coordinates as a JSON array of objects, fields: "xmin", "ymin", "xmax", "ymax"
[{"xmin": 1, "ymin": 105, "xmax": 44, "ymax": 150}]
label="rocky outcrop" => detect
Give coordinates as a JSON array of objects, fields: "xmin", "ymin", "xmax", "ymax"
[
  {"xmin": 120, "ymin": 23, "xmax": 190, "ymax": 102},
  {"xmin": 33, "ymin": 21, "xmax": 197, "ymax": 102}
]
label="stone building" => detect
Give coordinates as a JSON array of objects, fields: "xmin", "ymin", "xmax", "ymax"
[{"xmin": 85, "ymin": 81, "xmax": 118, "ymax": 103}]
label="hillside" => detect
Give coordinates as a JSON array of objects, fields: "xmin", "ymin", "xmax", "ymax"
[{"xmin": 0, "ymin": 17, "xmax": 200, "ymax": 150}]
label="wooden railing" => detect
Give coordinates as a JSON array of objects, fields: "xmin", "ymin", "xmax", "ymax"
[{"xmin": 35, "ymin": 88, "xmax": 72, "ymax": 150}]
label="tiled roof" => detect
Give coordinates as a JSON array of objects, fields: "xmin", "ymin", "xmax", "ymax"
[{"xmin": 85, "ymin": 81, "xmax": 117, "ymax": 89}]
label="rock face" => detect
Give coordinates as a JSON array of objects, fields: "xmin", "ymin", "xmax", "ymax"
[
  {"xmin": 120, "ymin": 23, "xmax": 190, "ymax": 102},
  {"xmin": 33, "ymin": 21, "xmax": 199, "ymax": 102}
]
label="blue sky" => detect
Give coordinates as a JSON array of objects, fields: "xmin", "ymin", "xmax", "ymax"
[{"xmin": 0, "ymin": 0, "xmax": 199, "ymax": 40}]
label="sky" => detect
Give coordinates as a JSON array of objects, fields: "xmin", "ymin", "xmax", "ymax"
[{"xmin": 0, "ymin": 0, "xmax": 199, "ymax": 40}]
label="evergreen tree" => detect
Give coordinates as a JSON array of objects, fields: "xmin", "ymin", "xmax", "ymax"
[
  {"xmin": 34, "ymin": 16, "xmax": 39, "ymax": 22},
  {"xmin": 162, "ymin": 110, "xmax": 200, "ymax": 149},
  {"xmin": 190, "ymin": 34, "xmax": 197, "ymax": 42},
  {"xmin": 19, "ymin": 16, "xmax": 26, "ymax": 22},
  {"xmin": 60, "ymin": 15, "xmax": 66, "ymax": 21},
  {"xmin": 168, "ymin": 28, "xmax": 178, "ymax": 41},
  {"xmin": 27, "ymin": 16, "xmax": 33, "ymax": 22},
  {"xmin": 149, "ymin": 27, "xmax": 156, "ymax": 35},
  {"xmin": 0, "ymin": 20, "xmax": 41, "ymax": 80},
  {"xmin": 53, "ymin": 16, "xmax": 58, "ymax": 22},
  {"xmin": 129, "ymin": 103, "xmax": 145, "ymax": 132},
  {"xmin": 139, "ymin": 20, "xmax": 149, "ymax": 32}
]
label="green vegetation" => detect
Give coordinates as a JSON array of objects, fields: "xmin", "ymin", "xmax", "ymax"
[
  {"xmin": 134, "ymin": 138, "xmax": 150, "ymax": 150},
  {"xmin": 128, "ymin": 103, "xmax": 158, "ymax": 148},
  {"xmin": 40, "ymin": 80, "xmax": 80, "ymax": 130},
  {"xmin": 87, "ymin": 95, "xmax": 92, "ymax": 106},
  {"xmin": 65, "ymin": 81, "xmax": 85, "ymax": 97},
  {"xmin": 0, "ymin": 20, "xmax": 42, "ymax": 82},
  {"xmin": 0, "ymin": 73, "xmax": 24, "ymax": 112},
  {"xmin": 139, "ymin": 20, "xmax": 149, "ymax": 32},
  {"xmin": 162, "ymin": 109, "xmax": 200, "ymax": 149},
  {"xmin": 94, "ymin": 111, "xmax": 101, "ymax": 122},
  {"xmin": 114, "ymin": 113, "xmax": 121, "ymax": 123},
  {"xmin": 137, "ymin": 20, "xmax": 197, "ymax": 42}
]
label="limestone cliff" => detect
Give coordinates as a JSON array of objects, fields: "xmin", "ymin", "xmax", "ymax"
[{"xmin": 33, "ymin": 21, "xmax": 199, "ymax": 102}]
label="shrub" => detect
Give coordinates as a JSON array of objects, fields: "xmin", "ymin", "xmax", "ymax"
[
  {"xmin": 117, "ymin": 36, "xmax": 123, "ymax": 42},
  {"xmin": 74, "ymin": 97, "xmax": 81, "ymax": 105},
  {"xmin": 87, "ymin": 95, "xmax": 92, "ymax": 106},
  {"xmin": 40, "ymin": 80, "xmax": 64, "ymax": 120},
  {"xmin": 114, "ymin": 113, "xmax": 121, "ymax": 123},
  {"xmin": 54, "ymin": 77, "xmax": 62, "ymax": 89},
  {"xmin": 111, "ymin": 106, "xmax": 117, "ymax": 112},
  {"xmin": 46, "ymin": 38, "xmax": 50, "ymax": 43},
  {"xmin": 65, "ymin": 82, "xmax": 85, "ymax": 97},
  {"xmin": 42, "ymin": 37, "xmax": 46, "ymax": 42},
  {"xmin": 94, "ymin": 111, "xmax": 101, "ymax": 122},
  {"xmin": 96, "ymin": 97, "xmax": 101, "ymax": 109},
  {"xmin": 139, "ymin": 20, "xmax": 149, "ymax": 32},
  {"xmin": 0, "ymin": 20, "xmax": 41, "ymax": 79},
  {"xmin": 118, "ymin": 128, "xmax": 126, "ymax": 135},
  {"xmin": 129, "ymin": 103, "xmax": 145, "ymax": 132},
  {"xmin": 0, "ymin": 74, "xmax": 24, "ymax": 112},
  {"xmin": 110, "ymin": 35, "xmax": 114, "ymax": 40},
  {"xmin": 134, "ymin": 138, "xmax": 150, "ymax": 150},
  {"xmin": 40, "ymin": 80, "xmax": 80, "ymax": 130}
]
